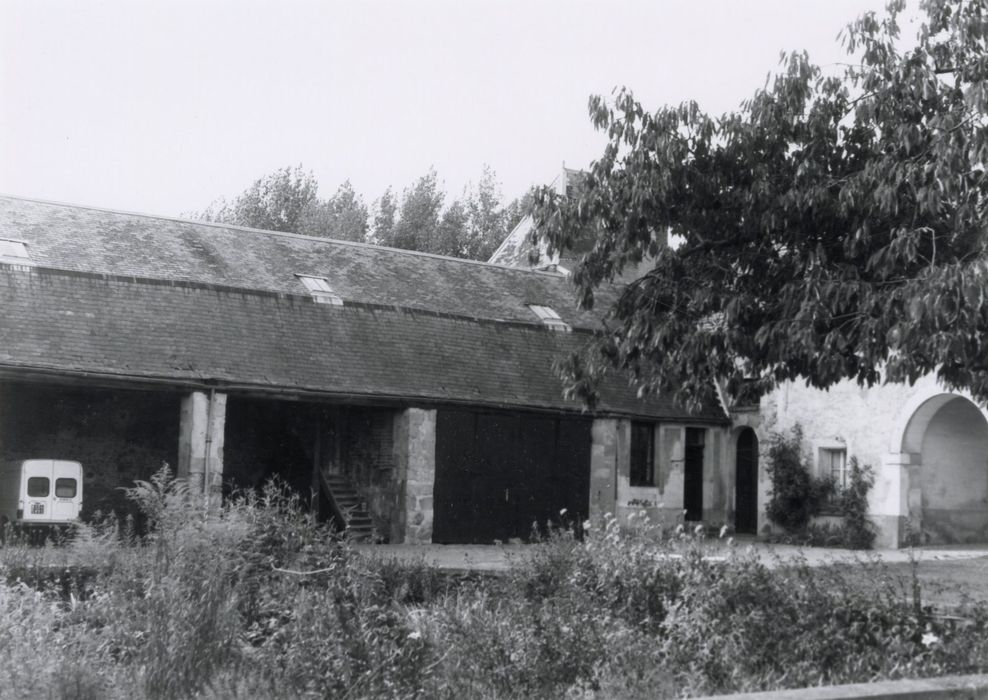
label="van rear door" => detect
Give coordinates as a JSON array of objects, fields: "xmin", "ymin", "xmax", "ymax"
[
  {"xmin": 21, "ymin": 459, "xmax": 54, "ymax": 523},
  {"xmin": 50, "ymin": 461, "xmax": 82, "ymax": 522}
]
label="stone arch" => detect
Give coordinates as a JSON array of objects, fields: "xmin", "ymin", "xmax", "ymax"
[
  {"xmin": 889, "ymin": 377, "xmax": 988, "ymax": 454},
  {"xmin": 889, "ymin": 380, "xmax": 988, "ymax": 544}
]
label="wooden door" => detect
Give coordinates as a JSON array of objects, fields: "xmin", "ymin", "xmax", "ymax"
[
  {"xmin": 433, "ymin": 409, "xmax": 591, "ymax": 543},
  {"xmin": 684, "ymin": 427, "xmax": 705, "ymax": 522},
  {"xmin": 735, "ymin": 428, "xmax": 758, "ymax": 534}
]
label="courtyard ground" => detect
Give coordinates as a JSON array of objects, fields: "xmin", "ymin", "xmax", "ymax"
[
  {"xmin": 354, "ymin": 539, "xmax": 988, "ymax": 572},
  {"xmin": 355, "ymin": 540, "xmax": 988, "ymax": 607}
]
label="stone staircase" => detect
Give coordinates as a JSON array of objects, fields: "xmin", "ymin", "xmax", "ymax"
[{"xmin": 320, "ymin": 472, "xmax": 376, "ymax": 542}]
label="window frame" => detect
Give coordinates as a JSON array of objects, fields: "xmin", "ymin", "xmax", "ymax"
[
  {"xmin": 820, "ymin": 447, "xmax": 848, "ymax": 490},
  {"xmin": 27, "ymin": 476, "xmax": 50, "ymax": 498},
  {"xmin": 526, "ymin": 304, "xmax": 571, "ymax": 332},
  {"xmin": 629, "ymin": 421, "xmax": 656, "ymax": 487},
  {"xmin": 813, "ymin": 439, "xmax": 849, "ymax": 513},
  {"xmin": 295, "ymin": 274, "xmax": 343, "ymax": 305},
  {"xmin": 0, "ymin": 238, "xmax": 31, "ymax": 263},
  {"xmin": 54, "ymin": 478, "xmax": 78, "ymax": 499}
]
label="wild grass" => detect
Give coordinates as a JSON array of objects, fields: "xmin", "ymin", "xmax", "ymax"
[{"xmin": 0, "ymin": 473, "xmax": 985, "ymax": 699}]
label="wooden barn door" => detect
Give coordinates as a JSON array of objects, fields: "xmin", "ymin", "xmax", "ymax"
[{"xmin": 433, "ymin": 409, "xmax": 591, "ymax": 544}]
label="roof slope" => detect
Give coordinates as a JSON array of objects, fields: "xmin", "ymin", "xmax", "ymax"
[
  {"xmin": 0, "ymin": 269, "xmax": 726, "ymax": 421},
  {"xmin": 0, "ymin": 194, "xmax": 726, "ymax": 421},
  {"xmin": 0, "ymin": 195, "xmax": 614, "ymax": 329}
]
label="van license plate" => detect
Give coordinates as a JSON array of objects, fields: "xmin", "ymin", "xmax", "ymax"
[{"xmin": 30, "ymin": 503, "xmax": 44, "ymax": 515}]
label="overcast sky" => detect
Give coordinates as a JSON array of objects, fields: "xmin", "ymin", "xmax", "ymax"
[{"xmin": 1, "ymin": 0, "xmax": 894, "ymax": 218}]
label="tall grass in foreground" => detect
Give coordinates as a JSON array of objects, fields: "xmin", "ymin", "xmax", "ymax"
[{"xmin": 0, "ymin": 473, "xmax": 985, "ymax": 699}]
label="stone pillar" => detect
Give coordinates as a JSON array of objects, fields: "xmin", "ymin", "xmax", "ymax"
[
  {"xmin": 589, "ymin": 419, "xmax": 618, "ymax": 526},
  {"xmin": 873, "ymin": 452, "xmax": 918, "ymax": 548},
  {"xmin": 659, "ymin": 425, "xmax": 685, "ymax": 518},
  {"xmin": 178, "ymin": 390, "xmax": 227, "ymax": 496},
  {"xmin": 704, "ymin": 427, "xmax": 725, "ymax": 523},
  {"xmin": 394, "ymin": 408, "xmax": 436, "ymax": 544}
]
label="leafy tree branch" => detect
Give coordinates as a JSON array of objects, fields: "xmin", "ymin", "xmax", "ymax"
[{"xmin": 531, "ymin": 0, "xmax": 988, "ymax": 410}]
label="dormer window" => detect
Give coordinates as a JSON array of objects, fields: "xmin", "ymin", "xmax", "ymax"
[
  {"xmin": 296, "ymin": 274, "xmax": 343, "ymax": 306},
  {"xmin": 0, "ymin": 239, "xmax": 31, "ymax": 264},
  {"xmin": 527, "ymin": 304, "xmax": 570, "ymax": 332}
]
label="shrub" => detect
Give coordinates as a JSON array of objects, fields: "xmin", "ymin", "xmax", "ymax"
[
  {"xmin": 839, "ymin": 457, "xmax": 876, "ymax": 550},
  {"xmin": 0, "ymin": 468, "xmax": 983, "ymax": 698},
  {"xmin": 765, "ymin": 425, "xmax": 828, "ymax": 531},
  {"xmin": 765, "ymin": 427, "xmax": 875, "ymax": 549}
]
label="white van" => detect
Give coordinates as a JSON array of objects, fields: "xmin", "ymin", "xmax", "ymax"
[{"xmin": 0, "ymin": 459, "xmax": 84, "ymax": 529}]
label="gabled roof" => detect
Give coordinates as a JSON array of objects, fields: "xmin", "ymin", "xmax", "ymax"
[
  {"xmin": 0, "ymin": 194, "xmax": 727, "ymax": 422},
  {"xmin": 0, "ymin": 195, "xmax": 618, "ymax": 329}
]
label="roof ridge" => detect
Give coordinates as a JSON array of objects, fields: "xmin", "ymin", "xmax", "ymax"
[{"xmin": 0, "ymin": 192, "xmax": 568, "ymax": 278}]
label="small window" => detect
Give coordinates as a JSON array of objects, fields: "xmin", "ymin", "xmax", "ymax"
[
  {"xmin": 820, "ymin": 448, "xmax": 848, "ymax": 490},
  {"xmin": 526, "ymin": 304, "xmax": 571, "ymax": 332},
  {"xmin": 55, "ymin": 478, "xmax": 77, "ymax": 499},
  {"xmin": 630, "ymin": 422, "xmax": 655, "ymax": 487},
  {"xmin": 0, "ymin": 239, "xmax": 30, "ymax": 261},
  {"xmin": 27, "ymin": 477, "xmax": 50, "ymax": 497},
  {"xmin": 296, "ymin": 274, "xmax": 343, "ymax": 305}
]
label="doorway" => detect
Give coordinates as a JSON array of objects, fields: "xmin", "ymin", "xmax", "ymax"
[
  {"xmin": 735, "ymin": 428, "xmax": 758, "ymax": 534},
  {"xmin": 684, "ymin": 427, "xmax": 705, "ymax": 522}
]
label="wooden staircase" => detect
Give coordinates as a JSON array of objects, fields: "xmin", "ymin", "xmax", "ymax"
[{"xmin": 319, "ymin": 472, "xmax": 376, "ymax": 542}]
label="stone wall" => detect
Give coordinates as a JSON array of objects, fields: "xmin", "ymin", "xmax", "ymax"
[
  {"xmin": 591, "ymin": 417, "xmax": 731, "ymax": 533},
  {"xmin": 393, "ymin": 408, "xmax": 436, "ymax": 544},
  {"xmin": 588, "ymin": 418, "xmax": 618, "ymax": 525},
  {"xmin": 754, "ymin": 375, "xmax": 988, "ymax": 547}
]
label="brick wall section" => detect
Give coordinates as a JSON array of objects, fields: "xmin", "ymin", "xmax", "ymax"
[{"xmin": 0, "ymin": 268, "xmax": 725, "ymax": 421}]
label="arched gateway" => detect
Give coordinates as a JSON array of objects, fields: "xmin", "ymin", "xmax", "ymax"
[{"xmin": 886, "ymin": 382, "xmax": 988, "ymax": 545}]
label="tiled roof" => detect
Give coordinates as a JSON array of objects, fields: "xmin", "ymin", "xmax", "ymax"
[
  {"xmin": 0, "ymin": 195, "xmax": 726, "ymax": 421},
  {"xmin": 0, "ymin": 195, "xmax": 612, "ymax": 329},
  {"xmin": 0, "ymin": 268, "xmax": 726, "ymax": 421}
]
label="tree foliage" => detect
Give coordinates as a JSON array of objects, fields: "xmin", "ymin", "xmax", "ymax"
[
  {"xmin": 531, "ymin": 0, "xmax": 988, "ymax": 409},
  {"xmin": 382, "ymin": 169, "xmax": 445, "ymax": 252},
  {"xmin": 297, "ymin": 180, "xmax": 369, "ymax": 242},
  {"xmin": 195, "ymin": 164, "xmax": 532, "ymax": 261},
  {"xmin": 371, "ymin": 167, "xmax": 523, "ymax": 260},
  {"xmin": 198, "ymin": 165, "xmax": 319, "ymax": 233},
  {"xmin": 370, "ymin": 187, "xmax": 398, "ymax": 245}
]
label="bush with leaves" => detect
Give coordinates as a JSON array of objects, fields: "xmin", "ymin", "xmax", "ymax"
[
  {"xmin": 839, "ymin": 458, "xmax": 877, "ymax": 550},
  {"xmin": 765, "ymin": 426, "xmax": 831, "ymax": 532},
  {"xmin": 0, "ymin": 468, "xmax": 986, "ymax": 698}
]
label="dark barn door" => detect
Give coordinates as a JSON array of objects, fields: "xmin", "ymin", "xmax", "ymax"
[
  {"xmin": 433, "ymin": 409, "xmax": 591, "ymax": 544},
  {"xmin": 735, "ymin": 428, "xmax": 759, "ymax": 534},
  {"xmin": 684, "ymin": 427, "xmax": 705, "ymax": 522}
]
